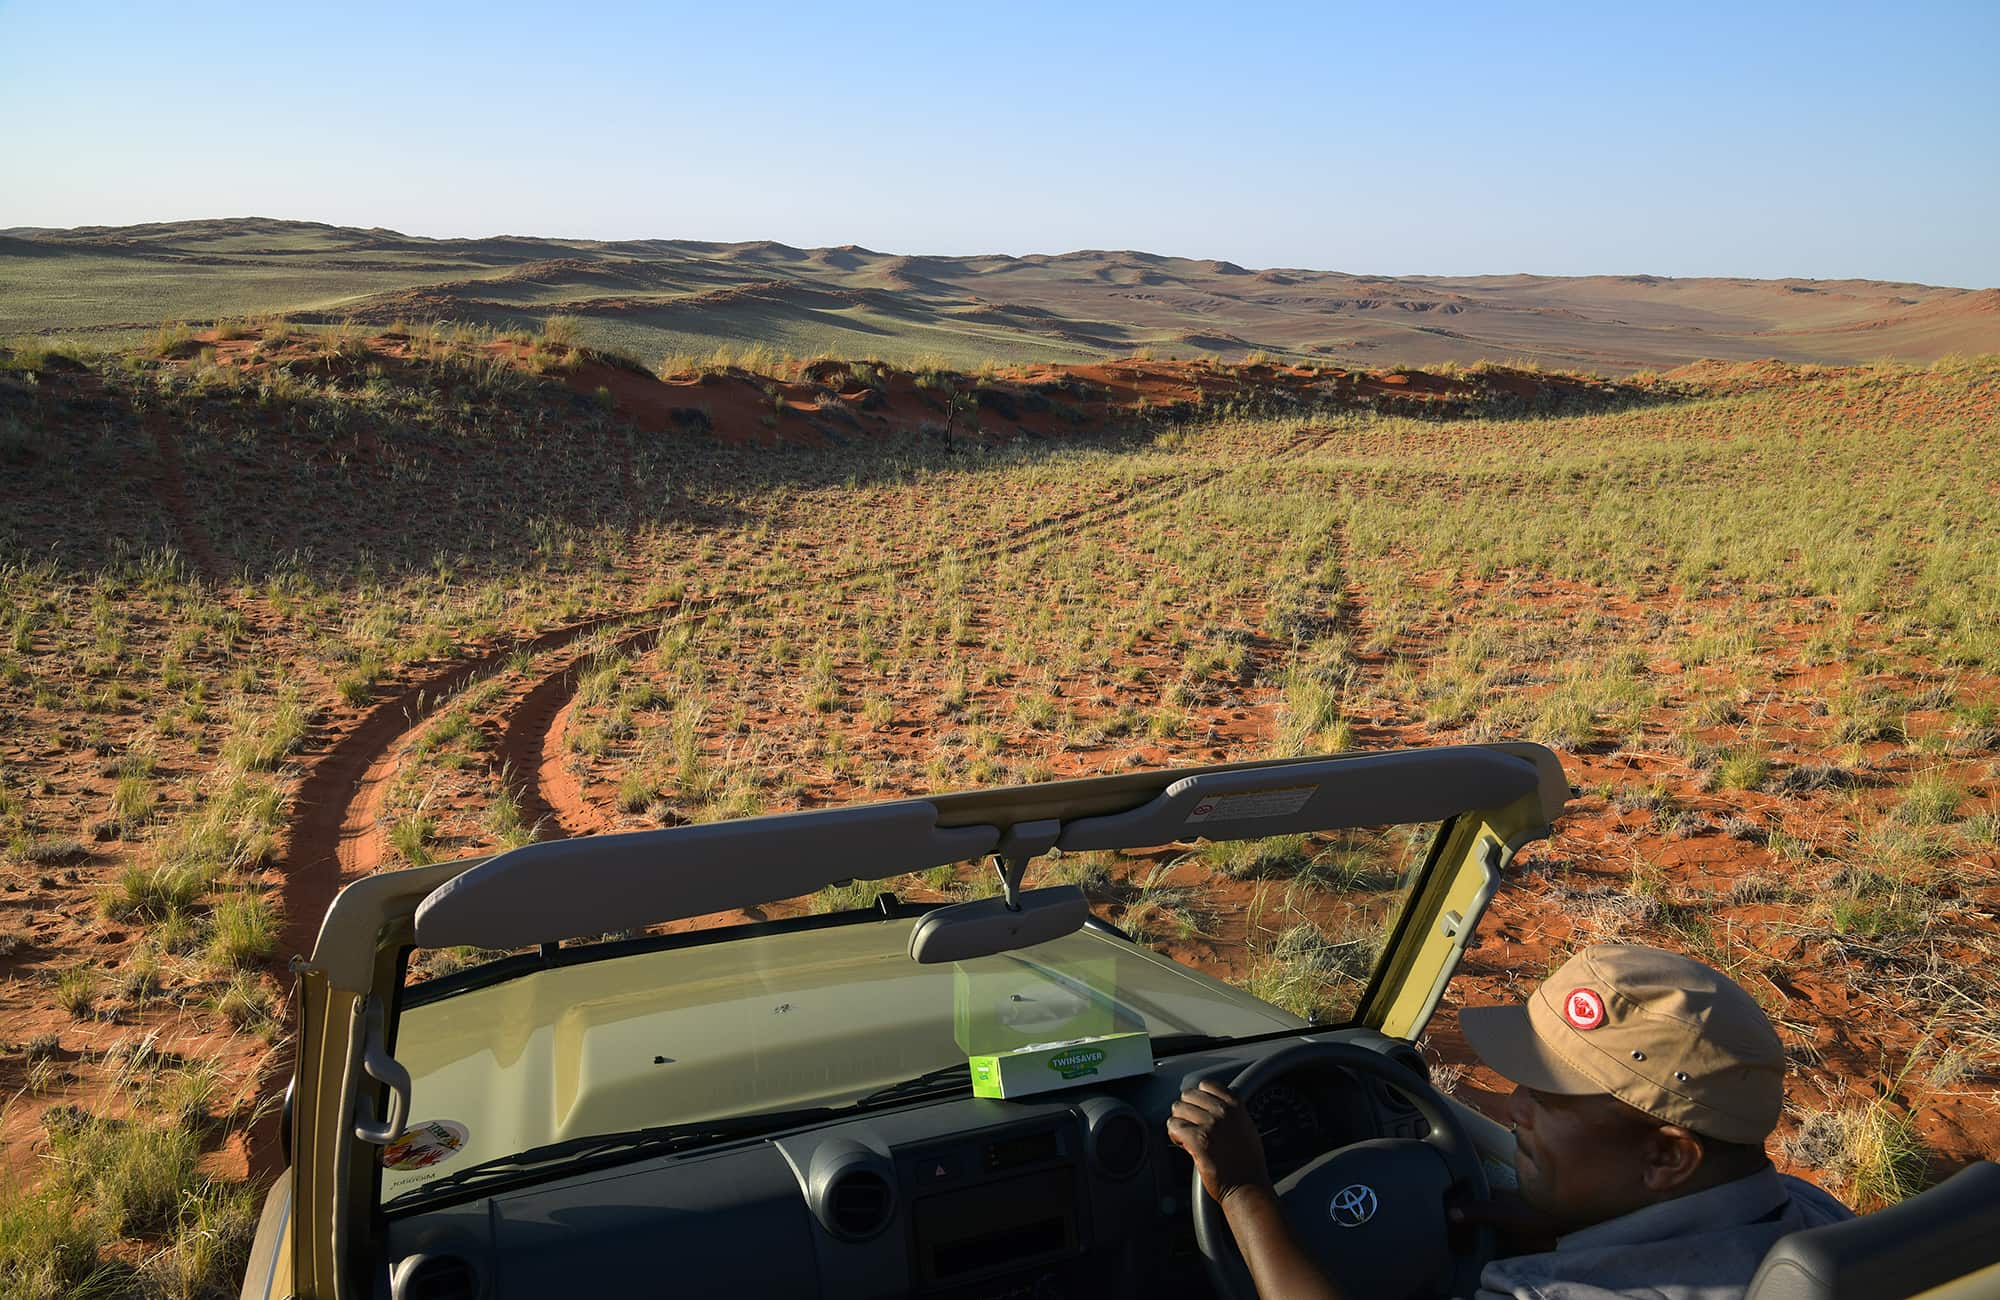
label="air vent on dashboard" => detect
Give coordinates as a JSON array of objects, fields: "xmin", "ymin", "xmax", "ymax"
[
  {"xmin": 391, "ymin": 1253, "xmax": 480, "ymax": 1300},
  {"xmin": 1081, "ymin": 1097, "xmax": 1148, "ymax": 1181},
  {"xmin": 807, "ymin": 1139, "xmax": 898, "ymax": 1241},
  {"xmin": 1384, "ymin": 1043, "xmax": 1430, "ymax": 1083},
  {"xmin": 1093, "ymin": 1112, "xmax": 1147, "ymax": 1180},
  {"xmin": 827, "ymin": 1168, "xmax": 895, "ymax": 1238}
]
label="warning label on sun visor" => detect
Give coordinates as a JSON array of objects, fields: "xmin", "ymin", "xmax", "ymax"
[{"xmin": 1183, "ymin": 785, "xmax": 1316, "ymax": 825}]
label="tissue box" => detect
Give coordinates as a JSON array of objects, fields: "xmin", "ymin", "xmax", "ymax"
[
  {"xmin": 968, "ymin": 1032, "xmax": 1154, "ymax": 1099},
  {"xmin": 952, "ymin": 959, "xmax": 1124, "ymax": 1055}
]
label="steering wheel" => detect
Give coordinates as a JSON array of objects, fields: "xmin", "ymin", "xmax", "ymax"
[{"xmin": 1190, "ymin": 1040, "xmax": 1494, "ymax": 1300}]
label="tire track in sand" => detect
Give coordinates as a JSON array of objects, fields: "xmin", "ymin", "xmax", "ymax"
[
  {"xmin": 505, "ymin": 468, "xmax": 1227, "ymax": 838},
  {"xmin": 142, "ymin": 414, "xmax": 225, "ymax": 582},
  {"xmin": 276, "ymin": 611, "xmax": 642, "ymax": 958},
  {"xmin": 511, "ymin": 432, "xmax": 1342, "ymax": 837},
  {"xmin": 288, "ymin": 426, "xmax": 1340, "ymax": 926}
]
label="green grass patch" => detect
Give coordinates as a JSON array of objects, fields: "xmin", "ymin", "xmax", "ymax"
[
  {"xmin": 1894, "ymin": 771, "xmax": 1964, "ymax": 826},
  {"xmin": 204, "ymin": 890, "xmax": 275, "ymax": 967},
  {"xmin": 388, "ymin": 813, "xmax": 437, "ymax": 866}
]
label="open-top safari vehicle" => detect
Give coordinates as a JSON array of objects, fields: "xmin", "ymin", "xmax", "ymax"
[{"xmin": 241, "ymin": 744, "xmax": 2000, "ymax": 1300}]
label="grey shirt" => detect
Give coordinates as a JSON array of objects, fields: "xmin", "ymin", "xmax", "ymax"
[{"xmin": 1473, "ymin": 1167, "xmax": 1854, "ymax": 1300}]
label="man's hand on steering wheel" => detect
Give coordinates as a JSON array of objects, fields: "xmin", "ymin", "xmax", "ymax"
[
  {"xmin": 1169, "ymin": 1082, "xmax": 1348, "ymax": 1300},
  {"xmin": 1167, "ymin": 1081, "xmax": 1272, "ymax": 1206},
  {"xmin": 1172, "ymin": 1044, "xmax": 1495, "ymax": 1300}
]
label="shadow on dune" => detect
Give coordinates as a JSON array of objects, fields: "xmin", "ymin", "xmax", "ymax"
[
  {"xmin": 0, "ymin": 341, "xmax": 1694, "ymax": 587},
  {"xmin": 0, "ymin": 354, "xmax": 1138, "ymax": 585}
]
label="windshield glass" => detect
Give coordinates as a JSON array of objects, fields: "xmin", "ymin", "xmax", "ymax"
[{"xmin": 386, "ymin": 820, "xmax": 1443, "ymax": 1206}]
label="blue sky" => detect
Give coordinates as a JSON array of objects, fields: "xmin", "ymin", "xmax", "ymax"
[{"xmin": 4, "ymin": 1, "xmax": 1995, "ymax": 285}]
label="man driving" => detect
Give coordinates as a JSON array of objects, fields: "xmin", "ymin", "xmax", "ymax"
[{"xmin": 1167, "ymin": 944, "xmax": 1853, "ymax": 1299}]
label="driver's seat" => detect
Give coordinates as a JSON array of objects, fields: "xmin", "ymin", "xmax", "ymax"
[{"xmin": 1744, "ymin": 1161, "xmax": 2000, "ymax": 1300}]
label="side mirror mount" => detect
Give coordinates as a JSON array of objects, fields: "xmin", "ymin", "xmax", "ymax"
[{"xmin": 907, "ymin": 886, "xmax": 1089, "ymax": 964}]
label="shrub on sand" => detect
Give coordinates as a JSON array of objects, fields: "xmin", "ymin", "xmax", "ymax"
[
  {"xmin": 205, "ymin": 890, "xmax": 275, "ymax": 968},
  {"xmin": 1781, "ymin": 1099, "xmax": 1930, "ymax": 1209}
]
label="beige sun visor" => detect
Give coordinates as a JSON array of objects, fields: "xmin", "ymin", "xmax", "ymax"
[
  {"xmin": 413, "ymin": 800, "xmax": 1000, "ymax": 949},
  {"xmin": 1055, "ymin": 746, "xmax": 1543, "ymax": 851},
  {"xmin": 412, "ymin": 746, "xmax": 1557, "ymax": 952}
]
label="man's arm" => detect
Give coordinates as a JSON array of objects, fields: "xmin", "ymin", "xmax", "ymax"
[{"xmin": 1167, "ymin": 1081, "xmax": 1348, "ymax": 1300}]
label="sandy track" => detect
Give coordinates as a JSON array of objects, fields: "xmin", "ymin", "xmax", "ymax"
[
  {"xmin": 285, "ymin": 427, "xmax": 1341, "ymax": 946},
  {"xmin": 513, "ymin": 466, "xmax": 1228, "ymax": 832},
  {"xmin": 251, "ymin": 608, "xmax": 677, "ymax": 1179},
  {"xmin": 334, "ymin": 737, "xmax": 396, "ymax": 879},
  {"xmin": 498, "ymin": 647, "xmax": 597, "ymax": 841},
  {"xmin": 276, "ymin": 612, "xmax": 646, "ymax": 956},
  {"xmin": 515, "ymin": 433, "xmax": 1344, "ymax": 832},
  {"xmin": 537, "ymin": 694, "xmax": 589, "ymax": 837},
  {"xmin": 142, "ymin": 415, "xmax": 224, "ymax": 583}
]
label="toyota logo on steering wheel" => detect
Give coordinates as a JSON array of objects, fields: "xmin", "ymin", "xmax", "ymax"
[{"xmin": 1328, "ymin": 1183, "xmax": 1378, "ymax": 1227}]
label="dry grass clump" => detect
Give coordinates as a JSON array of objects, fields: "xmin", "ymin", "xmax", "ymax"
[
  {"xmin": 0, "ymin": 1080, "xmax": 261, "ymax": 1300},
  {"xmin": 1202, "ymin": 834, "xmax": 1314, "ymax": 880},
  {"xmin": 1038, "ymin": 849, "xmax": 1114, "ymax": 895},
  {"xmin": 1245, "ymin": 918, "xmax": 1382, "ymax": 1022},
  {"xmin": 217, "ymin": 693, "xmax": 308, "ymax": 772},
  {"xmin": 1712, "ymin": 745, "xmax": 1771, "ymax": 792},
  {"xmin": 101, "ymin": 765, "xmax": 286, "ymax": 947},
  {"xmin": 481, "ymin": 774, "xmax": 538, "ymax": 851},
  {"xmin": 1893, "ymin": 770, "xmax": 1963, "ymax": 826},
  {"xmin": 203, "ymin": 890, "xmax": 275, "ymax": 967},
  {"xmin": 211, "ymin": 970, "xmax": 278, "ymax": 1035},
  {"xmin": 1113, "ymin": 864, "xmax": 1207, "ymax": 947},
  {"xmin": 55, "ymin": 965, "xmax": 99, "ymax": 1019},
  {"xmin": 812, "ymin": 878, "xmax": 888, "ymax": 914},
  {"xmin": 0, "ymin": 1183, "xmax": 112, "ymax": 1300},
  {"xmin": 1781, "ymin": 1099, "xmax": 1930, "ymax": 1210}
]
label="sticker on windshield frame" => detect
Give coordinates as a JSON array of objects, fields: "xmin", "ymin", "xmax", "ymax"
[
  {"xmin": 1184, "ymin": 785, "xmax": 1315, "ymax": 825},
  {"xmin": 380, "ymin": 1118, "xmax": 469, "ymax": 1171}
]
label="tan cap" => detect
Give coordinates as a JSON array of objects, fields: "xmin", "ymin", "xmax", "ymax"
[{"xmin": 1459, "ymin": 943, "xmax": 1784, "ymax": 1145}]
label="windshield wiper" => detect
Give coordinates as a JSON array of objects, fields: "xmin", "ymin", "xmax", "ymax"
[
  {"xmin": 384, "ymin": 1104, "xmax": 839, "ymax": 1206},
  {"xmin": 850, "ymin": 1062, "xmax": 972, "ymax": 1106},
  {"xmin": 1148, "ymin": 1032, "xmax": 1241, "ymax": 1058}
]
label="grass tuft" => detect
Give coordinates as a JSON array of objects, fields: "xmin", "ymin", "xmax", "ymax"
[
  {"xmin": 204, "ymin": 890, "xmax": 275, "ymax": 968},
  {"xmin": 103, "ymin": 862, "xmax": 206, "ymax": 922},
  {"xmin": 388, "ymin": 814, "xmax": 436, "ymax": 866},
  {"xmin": 1245, "ymin": 920, "xmax": 1381, "ymax": 1023},
  {"xmin": 1894, "ymin": 771, "xmax": 1963, "ymax": 826},
  {"xmin": 55, "ymin": 965, "xmax": 99, "ymax": 1019},
  {"xmin": 1781, "ymin": 1100, "xmax": 1930, "ymax": 1210},
  {"xmin": 812, "ymin": 879, "xmax": 883, "ymax": 914}
]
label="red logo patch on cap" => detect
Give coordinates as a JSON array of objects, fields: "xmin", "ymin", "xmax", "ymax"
[{"xmin": 1564, "ymin": 988, "xmax": 1607, "ymax": 1031}]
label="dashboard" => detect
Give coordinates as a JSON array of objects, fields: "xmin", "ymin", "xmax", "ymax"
[{"xmin": 378, "ymin": 1030, "xmax": 1438, "ymax": 1300}]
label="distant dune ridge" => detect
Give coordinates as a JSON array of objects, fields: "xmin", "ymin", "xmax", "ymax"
[{"xmin": 3, "ymin": 217, "xmax": 1996, "ymax": 372}]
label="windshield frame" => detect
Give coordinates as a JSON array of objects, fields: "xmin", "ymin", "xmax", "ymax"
[{"xmin": 397, "ymin": 812, "xmax": 1457, "ymax": 1019}]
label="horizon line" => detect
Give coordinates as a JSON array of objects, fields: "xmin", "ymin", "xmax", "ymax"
[{"xmin": 2, "ymin": 215, "xmax": 1987, "ymax": 294}]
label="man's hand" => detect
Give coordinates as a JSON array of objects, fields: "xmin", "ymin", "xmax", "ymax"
[
  {"xmin": 1167, "ymin": 1080, "xmax": 1272, "ymax": 1205},
  {"xmin": 1167, "ymin": 1081, "xmax": 1346, "ymax": 1300}
]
